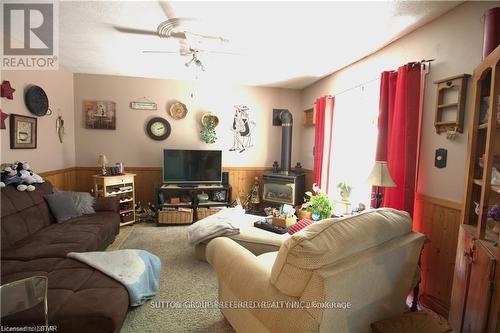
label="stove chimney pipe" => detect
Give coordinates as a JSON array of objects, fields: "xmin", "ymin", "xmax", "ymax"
[{"xmin": 279, "ymin": 110, "xmax": 293, "ymax": 174}]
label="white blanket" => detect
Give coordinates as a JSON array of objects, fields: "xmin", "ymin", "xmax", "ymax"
[
  {"xmin": 187, "ymin": 207, "xmax": 243, "ymax": 245},
  {"xmin": 67, "ymin": 249, "xmax": 161, "ymax": 306}
]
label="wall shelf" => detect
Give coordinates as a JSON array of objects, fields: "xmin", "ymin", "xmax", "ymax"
[
  {"xmin": 302, "ymin": 108, "xmax": 315, "ymax": 126},
  {"xmin": 434, "ymin": 74, "xmax": 471, "ymax": 134}
]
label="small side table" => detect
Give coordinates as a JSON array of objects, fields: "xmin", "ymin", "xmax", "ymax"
[
  {"xmin": 0, "ymin": 276, "xmax": 48, "ymax": 326},
  {"xmin": 92, "ymin": 173, "xmax": 136, "ymax": 226},
  {"xmin": 334, "ymin": 199, "xmax": 352, "ymax": 216}
]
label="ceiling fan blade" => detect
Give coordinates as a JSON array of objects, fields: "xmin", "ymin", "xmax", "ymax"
[
  {"xmin": 114, "ymin": 26, "xmax": 158, "ymax": 36},
  {"xmin": 142, "ymin": 50, "xmax": 182, "ymax": 54},
  {"xmin": 158, "ymin": 1, "xmax": 175, "ymax": 20},
  {"xmin": 186, "ymin": 31, "xmax": 229, "ymax": 43}
]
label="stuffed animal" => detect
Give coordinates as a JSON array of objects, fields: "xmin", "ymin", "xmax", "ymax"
[
  {"xmin": 0, "ymin": 166, "xmax": 22, "ymax": 188},
  {"xmin": 3, "ymin": 161, "xmax": 44, "ymax": 191}
]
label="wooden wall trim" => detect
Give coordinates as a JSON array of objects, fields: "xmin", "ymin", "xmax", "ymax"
[
  {"xmin": 416, "ymin": 192, "xmax": 462, "ymax": 211},
  {"xmin": 39, "ymin": 166, "xmax": 313, "ymax": 206},
  {"xmin": 74, "ymin": 166, "xmax": 162, "ymax": 171},
  {"xmin": 414, "ymin": 192, "xmax": 462, "ymax": 319},
  {"xmin": 39, "ymin": 167, "xmax": 76, "ymax": 177}
]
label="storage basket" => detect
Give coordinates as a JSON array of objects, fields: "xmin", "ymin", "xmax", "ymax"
[
  {"xmin": 196, "ymin": 207, "xmax": 223, "ymax": 221},
  {"xmin": 158, "ymin": 208, "xmax": 193, "ymax": 225}
]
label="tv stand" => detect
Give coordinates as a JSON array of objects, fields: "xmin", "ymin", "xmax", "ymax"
[{"xmin": 156, "ymin": 183, "xmax": 231, "ymax": 225}]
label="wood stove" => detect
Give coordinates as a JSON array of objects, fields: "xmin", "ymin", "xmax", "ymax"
[
  {"xmin": 263, "ymin": 172, "xmax": 305, "ymax": 206},
  {"xmin": 262, "ymin": 109, "xmax": 306, "ymax": 206}
]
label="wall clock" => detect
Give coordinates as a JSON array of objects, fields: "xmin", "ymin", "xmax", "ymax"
[{"xmin": 146, "ymin": 117, "xmax": 171, "ymax": 141}]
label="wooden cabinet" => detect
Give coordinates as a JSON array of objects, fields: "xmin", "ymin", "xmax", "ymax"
[
  {"xmin": 92, "ymin": 173, "xmax": 136, "ymax": 226},
  {"xmin": 462, "ymin": 240, "xmax": 496, "ymax": 333},
  {"xmin": 449, "ymin": 45, "xmax": 500, "ymax": 333}
]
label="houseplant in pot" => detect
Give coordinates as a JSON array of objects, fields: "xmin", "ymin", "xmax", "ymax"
[
  {"xmin": 337, "ymin": 181, "xmax": 352, "ymax": 201},
  {"xmin": 302, "ymin": 184, "xmax": 333, "ymax": 221}
]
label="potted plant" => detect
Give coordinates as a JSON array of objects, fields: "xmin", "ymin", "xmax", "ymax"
[
  {"xmin": 487, "ymin": 205, "xmax": 500, "ymax": 234},
  {"xmin": 303, "ymin": 184, "xmax": 333, "ymax": 221},
  {"xmin": 200, "ymin": 114, "xmax": 218, "ymax": 144},
  {"xmin": 337, "ymin": 181, "xmax": 352, "ymax": 201}
]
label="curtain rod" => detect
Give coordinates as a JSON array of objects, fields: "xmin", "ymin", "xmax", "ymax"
[{"xmin": 312, "ymin": 59, "xmax": 434, "ymax": 105}]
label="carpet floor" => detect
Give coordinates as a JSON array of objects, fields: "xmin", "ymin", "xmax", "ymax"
[{"xmin": 116, "ymin": 223, "xmax": 235, "ymax": 333}]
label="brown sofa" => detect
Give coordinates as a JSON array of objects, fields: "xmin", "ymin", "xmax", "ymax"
[{"xmin": 1, "ymin": 181, "xmax": 129, "ymax": 332}]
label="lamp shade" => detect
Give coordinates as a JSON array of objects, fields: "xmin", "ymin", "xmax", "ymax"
[
  {"xmin": 367, "ymin": 161, "xmax": 396, "ymax": 187},
  {"xmin": 97, "ymin": 154, "xmax": 108, "ymax": 166}
]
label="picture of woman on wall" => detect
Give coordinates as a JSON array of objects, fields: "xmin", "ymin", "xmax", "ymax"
[{"xmin": 229, "ymin": 104, "xmax": 255, "ymax": 153}]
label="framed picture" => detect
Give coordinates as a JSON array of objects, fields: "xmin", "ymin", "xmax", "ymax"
[
  {"xmin": 10, "ymin": 114, "xmax": 37, "ymax": 149},
  {"xmin": 84, "ymin": 100, "xmax": 116, "ymax": 129}
]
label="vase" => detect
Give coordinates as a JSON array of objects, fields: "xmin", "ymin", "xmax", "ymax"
[
  {"xmin": 311, "ymin": 212, "xmax": 321, "ymax": 221},
  {"xmin": 340, "ymin": 191, "xmax": 350, "ymax": 202}
]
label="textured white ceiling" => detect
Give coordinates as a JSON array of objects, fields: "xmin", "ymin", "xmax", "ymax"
[{"xmin": 59, "ymin": 1, "xmax": 461, "ymax": 89}]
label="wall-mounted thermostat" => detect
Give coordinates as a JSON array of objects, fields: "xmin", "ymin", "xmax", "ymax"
[{"xmin": 435, "ymin": 148, "xmax": 447, "ymax": 168}]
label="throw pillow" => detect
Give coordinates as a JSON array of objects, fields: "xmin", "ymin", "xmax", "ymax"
[
  {"xmin": 288, "ymin": 219, "xmax": 314, "ymax": 235},
  {"xmin": 67, "ymin": 191, "xmax": 96, "ymax": 215},
  {"xmin": 53, "ymin": 189, "xmax": 96, "ymax": 215},
  {"xmin": 44, "ymin": 192, "xmax": 82, "ymax": 223}
]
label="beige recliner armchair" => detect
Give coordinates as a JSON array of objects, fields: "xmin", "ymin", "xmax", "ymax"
[{"xmin": 206, "ymin": 208, "xmax": 425, "ymax": 333}]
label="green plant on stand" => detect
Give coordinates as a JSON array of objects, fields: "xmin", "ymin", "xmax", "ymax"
[
  {"xmin": 337, "ymin": 181, "xmax": 352, "ymax": 201},
  {"xmin": 304, "ymin": 189, "xmax": 333, "ymax": 221},
  {"xmin": 200, "ymin": 117, "xmax": 217, "ymax": 144}
]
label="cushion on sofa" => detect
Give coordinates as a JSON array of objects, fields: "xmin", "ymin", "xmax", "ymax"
[
  {"xmin": 44, "ymin": 192, "xmax": 82, "ymax": 223},
  {"xmin": 1, "ymin": 182, "xmax": 55, "ymax": 250},
  {"xmin": 270, "ymin": 208, "xmax": 413, "ymax": 296},
  {"xmin": 1, "ymin": 212, "xmax": 120, "ymax": 260},
  {"xmin": 54, "ymin": 190, "xmax": 96, "ymax": 215}
]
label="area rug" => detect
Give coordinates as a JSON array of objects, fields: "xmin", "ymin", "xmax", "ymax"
[{"xmin": 118, "ymin": 224, "xmax": 235, "ymax": 333}]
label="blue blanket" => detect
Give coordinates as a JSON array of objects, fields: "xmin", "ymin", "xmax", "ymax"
[{"xmin": 68, "ymin": 249, "xmax": 161, "ymax": 306}]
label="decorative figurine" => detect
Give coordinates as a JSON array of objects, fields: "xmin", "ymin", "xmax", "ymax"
[
  {"xmin": 295, "ymin": 162, "xmax": 303, "ymax": 175},
  {"xmin": 272, "ymin": 161, "xmax": 279, "ymax": 173}
]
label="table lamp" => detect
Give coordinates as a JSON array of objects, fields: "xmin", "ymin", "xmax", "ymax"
[
  {"xmin": 367, "ymin": 161, "xmax": 396, "ymax": 208},
  {"xmin": 97, "ymin": 154, "xmax": 108, "ymax": 176}
]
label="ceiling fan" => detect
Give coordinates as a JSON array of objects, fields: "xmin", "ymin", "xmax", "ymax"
[
  {"xmin": 142, "ymin": 48, "xmax": 206, "ymax": 71},
  {"xmin": 113, "ymin": 1, "xmax": 231, "ymax": 58}
]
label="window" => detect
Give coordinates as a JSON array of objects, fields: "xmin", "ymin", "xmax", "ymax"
[{"xmin": 326, "ymin": 80, "xmax": 379, "ymax": 212}]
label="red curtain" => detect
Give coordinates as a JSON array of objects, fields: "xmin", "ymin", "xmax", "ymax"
[
  {"xmin": 313, "ymin": 96, "xmax": 335, "ymax": 187},
  {"xmin": 376, "ymin": 63, "xmax": 422, "ymax": 216}
]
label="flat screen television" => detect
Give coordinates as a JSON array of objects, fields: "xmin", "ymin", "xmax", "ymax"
[{"xmin": 163, "ymin": 149, "xmax": 222, "ymax": 184}]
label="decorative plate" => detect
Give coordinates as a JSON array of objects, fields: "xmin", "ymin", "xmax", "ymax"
[
  {"xmin": 169, "ymin": 102, "xmax": 188, "ymax": 120},
  {"xmin": 25, "ymin": 85, "xmax": 51, "ymax": 116}
]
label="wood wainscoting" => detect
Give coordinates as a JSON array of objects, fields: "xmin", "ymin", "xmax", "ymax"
[
  {"xmin": 40, "ymin": 166, "xmax": 314, "ymax": 207},
  {"xmin": 39, "ymin": 168, "xmax": 77, "ymax": 191},
  {"xmin": 413, "ymin": 193, "xmax": 462, "ymax": 318}
]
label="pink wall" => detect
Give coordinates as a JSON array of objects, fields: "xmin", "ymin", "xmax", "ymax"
[
  {"xmin": 300, "ymin": 1, "xmax": 495, "ymax": 203},
  {"xmin": 1, "ymin": 67, "xmax": 75, "ymax": 172},
  {"xmin": 73, "ymin": 74, "xmax": 303, "ymax": 168}
]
